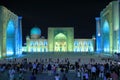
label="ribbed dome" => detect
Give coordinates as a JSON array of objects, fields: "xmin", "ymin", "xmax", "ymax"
[{"xmin": 30, "ymin": 27, "xmax": 41, "ymax": 36}]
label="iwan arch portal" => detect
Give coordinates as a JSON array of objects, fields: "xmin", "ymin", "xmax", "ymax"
[
  {"xmin": 96, "ymin": 1, "xmax": 120, "ymax": 53},
  {"xmin": 48, "ymin": 28, "xmax": 74, "ymax": 52},
  {"xmin": 0, "ymin": 6, "xmax": 22, "ymax": 58}
]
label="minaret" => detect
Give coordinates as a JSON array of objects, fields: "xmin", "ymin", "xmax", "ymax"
[
  {"xmin": 18, "ymin": 16, "xmax": 22, "ymax": 55},
  {"xmin": 95, "ymin": 17, "xmax": 101, "ymax": 52}
]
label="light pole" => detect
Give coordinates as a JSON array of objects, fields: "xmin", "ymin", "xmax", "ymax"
[{"xmin": 92, "ymin": 35, "xmax": 96, "ymax": 52}]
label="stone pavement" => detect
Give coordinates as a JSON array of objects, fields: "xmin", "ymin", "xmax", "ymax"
[
  {"xmin": 0, "ymin": 70, "xmax": 83, "ymax": 80},
  {"xmin": 0, "ymin": 52, "xmax": 114, "ymax": 65},
  {"xmin": 0, "ymin": 70, "xmax": 106, "ymax": 80},
  {"xmin": 2, "ymin": 70, "xmax": 120, "ymax": 80}
]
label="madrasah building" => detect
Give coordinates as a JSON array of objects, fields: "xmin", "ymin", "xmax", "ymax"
[
  {"xmin": 0, "ymin": 1, "xmax": 120, "ymax": 58},
  {"xmin": 22, "ymin": 27, "xmax": 95, "ymax": 52}
]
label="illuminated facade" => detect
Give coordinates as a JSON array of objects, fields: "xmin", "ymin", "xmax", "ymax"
[
  {"xmin": 74, "ymin": 39, "xmax": 94, "ymax": 52},
  {"xmin": 96, "ymin": 1, "xmax": 120, "ymax": 53},
  {"xmin": 25, "ymin": 27, "xmax": 48, "ymax": 52},
  {"xmin": 0, "ymin": 6, "xmax": 22, "ymax": 58},
  {"xmin": 23, "ymin": 27, "xmax": 95, "ymax": 52},
  {"xmin": 2, "ymin": 1, "xmax": 120, "ymax": 59}
]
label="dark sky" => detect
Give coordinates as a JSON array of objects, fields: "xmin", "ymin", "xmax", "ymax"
[{"xmin": 0, "ymin": 0, "xmax": 114, "ymax": 44}]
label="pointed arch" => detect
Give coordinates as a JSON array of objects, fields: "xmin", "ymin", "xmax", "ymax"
[
  {"xmin": 103, "ymin": 20, "xmax": 110, "ymax": 52},
  {"xmin": 54, "ymin": 33, "xmax": 67, "ymax": 52},
  {"xmin": 6, "ymin": 20, "xmax": 15, "ymax": 56}
]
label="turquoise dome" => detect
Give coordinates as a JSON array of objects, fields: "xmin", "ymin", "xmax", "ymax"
[{"xmin": 30, "ymin": 27, "xmax": 41, "ymax": 36}]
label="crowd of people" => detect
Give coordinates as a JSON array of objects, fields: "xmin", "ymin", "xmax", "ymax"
[{"xmin": 0, "ymin": 57, "xmax": 119, "ymax": 80}]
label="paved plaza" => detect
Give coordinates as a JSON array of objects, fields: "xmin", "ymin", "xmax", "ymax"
[
  {"xmin": 1, "ymin": 69, "xmax": 119, "ymax": 80},
  {"xmin": 0, "ymin": 52, "xmax": 114, "ymax": 64},
  {"xmin": 0, "ymin": 70, "xmax": 84, "ymax": 80}
]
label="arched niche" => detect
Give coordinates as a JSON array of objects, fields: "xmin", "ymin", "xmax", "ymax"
[
  {"xmin": 6, "ymin": 20, "xmax": 15, "ymax": 56},
  {"xmin": 54, "ymin": 33, "xmax": 67, "ymax": 52},
  {"xmin": 103, "ymin": 20, "xmax": 110, "ymax": 52}
]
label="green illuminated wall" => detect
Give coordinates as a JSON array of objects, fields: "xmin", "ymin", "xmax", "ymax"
[{"xmin": 48, "ymin": 27, "xmax": 74, "ymax": 52}]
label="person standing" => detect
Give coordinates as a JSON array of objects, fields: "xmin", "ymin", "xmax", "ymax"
[
  {"xmin": 84, "ymin": 70, "xmax": 89, "ymax": 80},
  {"xmin": 111, "ymin": 70, "xmax": 118, "ymax": 80},
  {"xmin": 47, "ymin": 63, "xmax": 52, "ymax": 76},
  {"xmin": 91, "ymin": 65, "xmax": 96, "ymax": 80},
  {"xmin": 99, "ymin": 64, "xmax": 105, "ymax": 79},
  {"xmin": 54, "ymin": 73, "xmax": 60, "ymax": 80},
  {"xmin": 9, "ymin": 67, "xmax": 15, "ymax": 80},
  {"xmin": 77, "ymin": 70, "xmax": 80, "ymax": 78},
  {"xmin": 32, "ymin": 62, "xmax": 37, "ymax": 74},
  {"xmin": 18, "ymin": 71, "xmax": 24, "ymax": 80}
]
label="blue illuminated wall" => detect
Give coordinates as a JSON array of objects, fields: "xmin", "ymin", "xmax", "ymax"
[
  {"xmin": 74, "ymin": 39, "xmax": 94, "ymax": 52},
  {"xmin": 96, "ymin": 18, "xmax": 110, "ymax": 53},
  {"xmin": 6, "ymin": 20, "xmax": 15, "ymax": 56},
  {"xmin": 26, "ymin": 38, "xmax": 48, "ymax": 52},
  {"xmin": 0, "ymin": 6, "xmax": 22, "ymax": 58},
  {"xmin": 96, "ymin": 1, "xmax": 120, "ymax": 53},
  {"xmin": 95, "ymin": 17, "xmax": 102, "ymax": 52},
  {"xmin": 103, "ymin": 20, "xmax": 110, "ymax": 52},
  {"xmin": 15, "ymin": 17, "xmax": 22, "ymax": 55}
]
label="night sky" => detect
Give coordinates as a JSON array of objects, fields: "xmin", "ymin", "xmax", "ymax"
[{"xmin": 0, "ymin": 0, "xmax": 114, "ymax": 44}]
